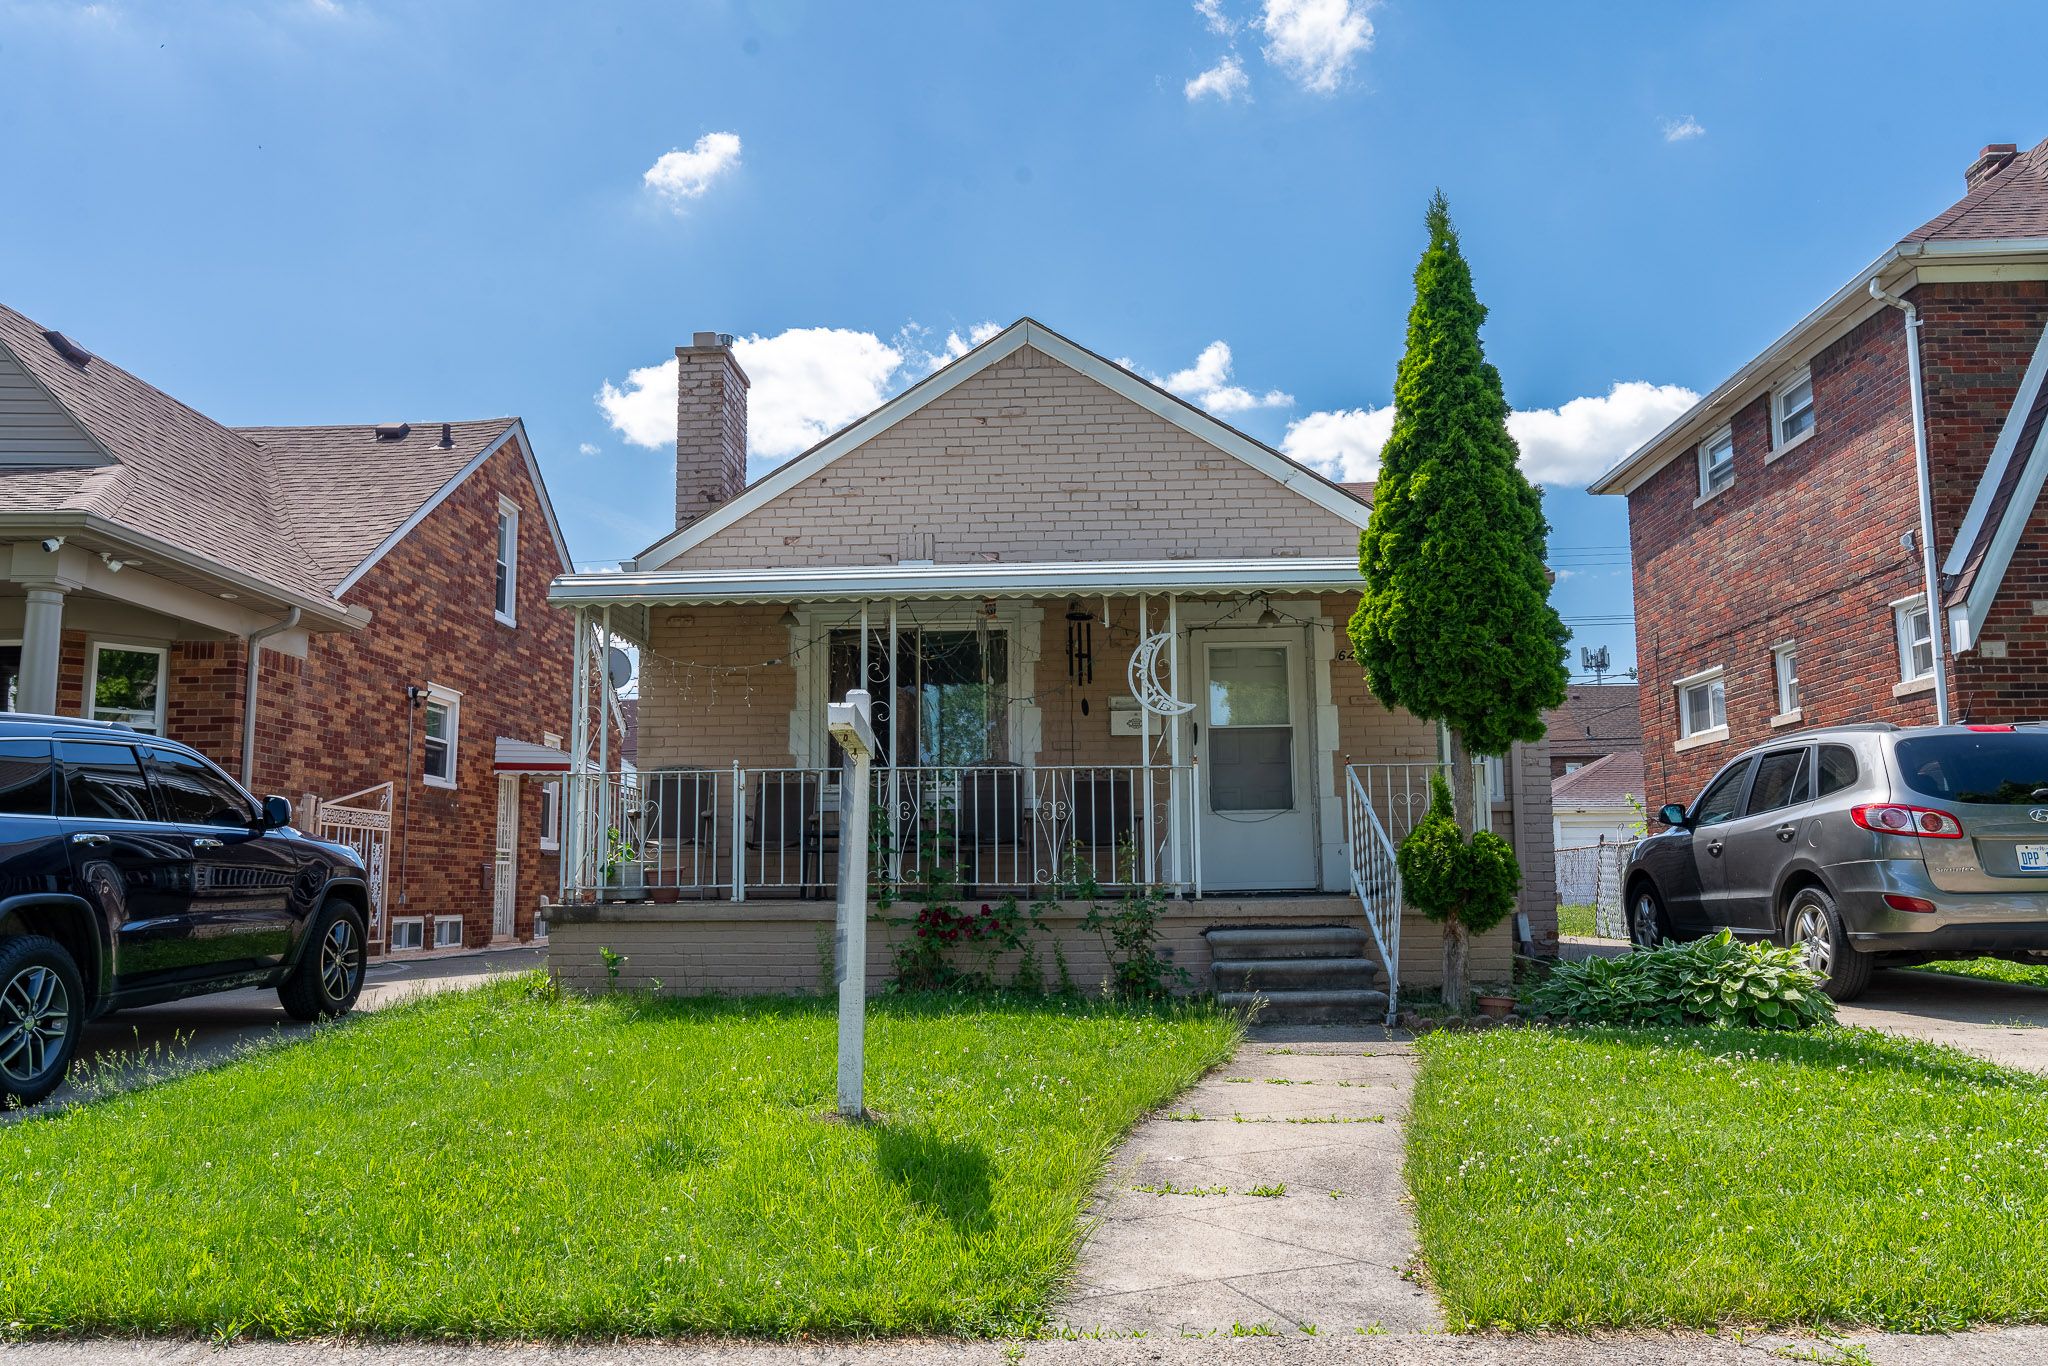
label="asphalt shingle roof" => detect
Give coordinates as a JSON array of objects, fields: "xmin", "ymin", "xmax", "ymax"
[
  {"xmin": 1906, "ymin": 139, "xmax": 2048, "ymax": 243},
  {"xmin": 0, "ymin": 300, "xmax": 518, "ymax": 606},
  {"xmin": 1552, "ymin": 750, "xmax": 1645, "ymax": 808}
]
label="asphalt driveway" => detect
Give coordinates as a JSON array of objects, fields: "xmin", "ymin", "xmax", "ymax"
[{"xmin": 13, "ymin": 942, "xmax": 545, "ymax": 1115}]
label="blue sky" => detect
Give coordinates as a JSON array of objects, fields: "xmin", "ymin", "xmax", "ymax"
[{"xmin": 4, "ymin": 0, "xmax": 2044, "ymax": 678}]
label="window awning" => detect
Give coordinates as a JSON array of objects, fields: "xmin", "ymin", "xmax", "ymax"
[
  {"xmin": 494, "ymin": 736, "xmax": 571, "ymax": 774},
  {"xmin": 548, "ymin": 557, "xmax": 1364, "ymax": 609}
]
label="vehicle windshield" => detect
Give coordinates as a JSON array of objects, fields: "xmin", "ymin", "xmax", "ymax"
[{"xmin": 1894, "ymin": 733, "xmax": 2048, "ymax": 805}]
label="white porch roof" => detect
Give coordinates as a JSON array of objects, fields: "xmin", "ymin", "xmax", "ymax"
[{"xmin": 549, "ymin": 557, "xmax": 1363, "ymax": 611}]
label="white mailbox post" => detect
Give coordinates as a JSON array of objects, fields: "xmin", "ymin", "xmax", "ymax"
[{"xmin": 827, "ymin": 688, "xmax": 877, "ymax": 1118}]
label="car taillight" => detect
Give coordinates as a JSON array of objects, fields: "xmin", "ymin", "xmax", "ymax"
[
  {"xmin": 1883, "ymin": 894, "xmax": 1939, "ymax": 913},
  {"xmin": 1851, "ymin": 804, "xmax": 1965, "ymax": 838},
  {"xmin": 1966, "ymin": 724, "xmax": 2016, "ymax": 732}
]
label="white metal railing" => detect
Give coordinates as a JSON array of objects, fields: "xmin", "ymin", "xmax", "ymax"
[
  {"xmin": 1347, "ymin": 759, "xmax": 1494, "ymax": 841},
  {"xmin": 562, "ymin": 763, "xmax": 1196, "ymax": 901},
  {"xmin": 1344, "ymin": 765, "xmax": 1402, "ymax": 1026}
]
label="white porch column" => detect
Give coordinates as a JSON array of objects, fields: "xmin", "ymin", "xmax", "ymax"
[
  {"xmin": 18, "ymin": 585, "xmax": 67, "ymax": 716},
  {"xmin": 1166, "ymin": 593, "xmax": 1186, "ymax": 890}
]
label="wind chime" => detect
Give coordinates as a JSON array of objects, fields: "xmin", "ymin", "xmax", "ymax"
[{"xmin": 1065, "ymin": 600, "xmax": 1095, "ymax": 685}]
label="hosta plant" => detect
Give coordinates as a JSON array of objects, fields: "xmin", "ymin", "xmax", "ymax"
[{"xmin": 1529, "ymin": 930, "xmax": 1834, "ymax": 1030}]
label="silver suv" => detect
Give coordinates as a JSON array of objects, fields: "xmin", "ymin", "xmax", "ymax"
[{"xmin": 1623, "ymin": 723, "xmax": 2048, "ymax": 1000}]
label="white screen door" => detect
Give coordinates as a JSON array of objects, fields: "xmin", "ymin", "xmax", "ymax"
[
  {"xmin": 493, "ymin": 776, "xmax": 519, "ymax": 940},
  {"xmin": 1193, "ymin": 632, "xmax": 1317, "ymax": 891}
]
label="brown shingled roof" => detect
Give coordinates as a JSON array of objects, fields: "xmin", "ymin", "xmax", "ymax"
[
  {"xmin": 1552, "ymin": 750, "xmax": 1645, "ymax": 809},
  {"xmin": 1907, "ymin": 138, "xmax": 2048, "ymax": 243},
  {"xmin": 0, "ymin": 301, "xmax": 538, "ymax": 616}
]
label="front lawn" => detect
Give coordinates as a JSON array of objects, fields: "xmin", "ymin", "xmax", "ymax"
[
  {"xmin": 1408, "ymin": 1025, "xmax": 2048, "ymax": 1333},
  {"xmin": 1916, "ymin": 957, "xmax": 2048, "ymax": 990},
  {"xmin": 0, "ymin": 976, "xmax": 1238, "ymax": 1339}
]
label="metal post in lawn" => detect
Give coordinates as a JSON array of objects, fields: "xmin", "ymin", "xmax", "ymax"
[{"xmin": 828, "ymin": 688, "xmax": 878, "ymax": 1118}]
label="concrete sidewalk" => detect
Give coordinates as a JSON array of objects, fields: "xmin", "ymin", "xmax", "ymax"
[{"xmin": 1058, "ymin": 1026, "xmax": 1437, "ymax": 1336}]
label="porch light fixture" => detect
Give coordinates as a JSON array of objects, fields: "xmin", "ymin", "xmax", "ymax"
[
  {"xmin": 777, "ymin": 605, "xmax": 799, "ymax": 628},
  {"xmin": 1256, "ymin": 597, "xmax": 1282, "ymax": 627},
  {"xmin": 99, "ymin": 552, "xmax": 124, "ymax": 573}
]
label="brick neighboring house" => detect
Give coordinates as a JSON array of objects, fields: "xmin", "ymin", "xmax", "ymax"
[
  {"xmin": 1545, "ymin": 682, "xmax": 1642, "ymax": 778},
  {"xmin": 0, "ymin": 302, "xmax": 574, "ymax": 953},
  {"xmin": 1592, "ymin": 138, "xmax": 2048, "ymax": 806},
  {"xmin": 545, "ymin": 318, "xmax": 1562, "ymax": 1001}
]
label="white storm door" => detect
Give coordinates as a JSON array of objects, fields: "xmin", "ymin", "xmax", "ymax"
[
  {"xmin": 493, "ymin": 776, "xmax": 518, "ymax": 940},
  {"xmin": 1194, "ymin": 632, "xmax": 1317, "ymax": 891}
]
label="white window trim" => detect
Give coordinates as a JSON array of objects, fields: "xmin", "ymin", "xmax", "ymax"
[
  {"xmin": 422, "ymin": 683, "xmax": 462, "ymax": 790},
  {"xmin": 85, "ymin": 640, "xmax": 168, "ymax": 736},
  {"xmin": 1770, "ymin": 641, "xmax": 1800, "ymax": 722},
  {"xmin": 1673, "ymin": 665, "xmax": 1728, "ymax": 748},
  {"xmin": 494, "ymin": 496, "xmax": 520, "ymax": 627},
  {"xmin": 1694, "ymin": 426, "xmax": 1736, "ymax": 505},
  {"xmin": 540, "ymin": 779, "xmax": 561, "ymax": 852},
  {"xmin": 432, "ymin": 914, "xmax": 464, "ymax": 949},
  {"xmin": 390, "ymin": 916, "xmax": 426, "ymax": 952},
  {"xmin": 1768, "ymin": 367, "xmax": 1816, "ymax": 460},
  {"xmin": 1892, "ymin": 594, "xmax": 1935, "ymax": 685}
]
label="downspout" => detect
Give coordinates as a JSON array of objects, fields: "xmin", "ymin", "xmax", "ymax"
[
  {"xmin": 240, "ymin": 608, "xmax": 301, "ymax": 787},
  {"xmin": 1869, "ymin": 280, "xmax": 1953, "ymax": 725}
]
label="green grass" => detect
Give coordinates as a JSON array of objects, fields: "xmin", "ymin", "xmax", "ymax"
[
  {"xmin": 0, "ymin": 975, "xmax": 1238, "ymax": 1340},
  {"xmin": 1556, "ymin": 903, "xmax": 1621, "ymax": 939},
  {"xmin": 1915, "ymin": 957, "xmax": 2048, "ymax": 990},
  {"xmin": 1408, "ymin": 1025, "xmax": 2048, "ymax": 1333}
]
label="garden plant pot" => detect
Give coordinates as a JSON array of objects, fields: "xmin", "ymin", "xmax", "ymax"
[
  {"xmin": 650, "ymin": 887, "xmax": 680, "ymax": 905},
  {"xmin": 1476, "ymin": 993, "xmax": 1514, "ymax": 1019}
]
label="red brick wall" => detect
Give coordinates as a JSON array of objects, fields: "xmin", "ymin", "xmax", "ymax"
[
  {"xmin": 1628, "ymin": 281, "xmax": 2048, "ymax": 806},
  {"xmin": 53, "ymin": 442, "xmax": 572, "ymax": 952}
]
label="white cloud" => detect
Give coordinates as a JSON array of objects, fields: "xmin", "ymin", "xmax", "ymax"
[
  {"xmin": 1145, "ymin": 340, "xmax": 1292, "ymax": 414},
  {"xmin": 642, "ymin": 131, "xmax": 743, "ymax": 211},
  {"xmin": 597, "ymin": 320, "xmax": 1007, "ymax": 468},
  {"xmin": 577, "ymin": 441, "xmax": 601, "ymax": 456},
  {"xmin": 1259, "ymin": 0, "xmax": 1373, "ymax": 93},
  {"xmin": 1282, "ymin": 382, "xmax": 1700, "ymax": 487},
  {"xmin": 1185, "ymin": 54, "xmax": 1250, "ymax": 102},
  {"xmin": 1662, "ymin": 114, "xmax": 1706, "ymax": 142},
  {"xmin": 1195, "ymin": 0, "xmax": 1237, "ymax": 35},
  {"xmin": 1280, "ymin": 406, "xmax": 1394, "ymax": 483}
]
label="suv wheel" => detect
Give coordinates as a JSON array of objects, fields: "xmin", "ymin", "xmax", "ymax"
[
  {"xmin": 0, "ymin": 935, "xmax": 85, "ymax": 1107},
  {"xmin": 1628, "ymin": 886, "xmax": 1667, "ymax": 952},
  {"xmin": 1786, "ymin": 886, "xmax": 1872, "ymax": 1001},
  {"xmin": 279, "ymin": 902, "xmax": 367, "ymax": 1022}
]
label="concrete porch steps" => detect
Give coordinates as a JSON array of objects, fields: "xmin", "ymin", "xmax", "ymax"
[{"xmin": 1204, "ymin": 925, "xmax": 1391, "ymax": 1023}]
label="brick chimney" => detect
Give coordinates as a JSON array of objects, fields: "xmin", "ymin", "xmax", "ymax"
[
  {"xmin": 1966, "ymin": 143, "xmax": 2019, "ymax": 190},
  {"xmin": 674, "ymin": 331, "xmax": 749, "ymax": 528}
]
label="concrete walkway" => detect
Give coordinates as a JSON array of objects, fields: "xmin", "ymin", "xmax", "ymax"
[
  {"xmin": 1837, "ymin": 967, "xmax": 2048, "ymax": 1073},
  {"xmin": 1058, "ymin": 1025, "xmax": 1437, "ymax": 1336}
]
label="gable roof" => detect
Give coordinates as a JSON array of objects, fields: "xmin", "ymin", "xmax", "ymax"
[
  {"xmin": 0, "ymin": 301, "xmax": 569, "ymax": 623},
  {"xmin": 1551, "ymin": 750, "xmax": 1645, "ymax": 810},
  {"xmin": 239, "ymin": 418, "xmax": 572, "ymax": 593},
  {"xmin": 1545, "ymin": 683, "xmax": 1643, "ymax": 755},
  {"xmin": 630, "ymin": 317, "xmax": 1371, "ymax": 570},
  {"xmin": 1590, "ymin": 137, "xmax": 2048, "ymax": 497}
]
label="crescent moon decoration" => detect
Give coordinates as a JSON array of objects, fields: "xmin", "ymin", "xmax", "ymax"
[{"xmin": 1126, "ymin": 630, "xmax": 1195, "ymax": 717}]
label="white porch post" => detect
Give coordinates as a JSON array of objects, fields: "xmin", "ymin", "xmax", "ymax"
[
  {"xmin": 886, "ymin": 599, "xmax": 900, "ymax": 883},
  {"xmin": 1137, "ymin": 593, "xmax": 1153, "ymax": 886},
  {"xmin": 566, "ymin": 605, "xmax": 590, "ymax": 897},
  {"xmin": 18, "ymin": 585, "xmax": 66, "ymax": 716},
  {"xmin": 1166, "ymin": 593, "xmax": 1186, "ymax": 891}
]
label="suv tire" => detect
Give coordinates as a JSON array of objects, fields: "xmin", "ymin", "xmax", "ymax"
[
  {"xmin": 279, "ymin": 901, "xmax": 367, "ymax": 1022},
  {"xmin": 1785, "ymin": 886, "xmax": 1872, "ymax": 1002},
  {"xmin": 0, "ymin": 934, "xmax": 85, "ymax": 1107},
  {"xmin": 1628, "ymin": 884, "xmax": 1668, "ymax": 952}
]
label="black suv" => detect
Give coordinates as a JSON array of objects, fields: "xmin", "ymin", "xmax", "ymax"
[{"xmin": 0, "ymin": 715, "xmax": 372, "ymax": 1104}]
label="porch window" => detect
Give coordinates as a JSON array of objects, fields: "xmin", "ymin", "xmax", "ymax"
[
  {"xmin": 827, "ymin": 627, "xmax": 1009, "ymax": 766},
  {"xmin": 1206, "ymin": 646, "xmax": 1292, "ymax": 811},
  {"xmin": 87, "ymin": 643, "xmax": 166, "ymax": 735}
]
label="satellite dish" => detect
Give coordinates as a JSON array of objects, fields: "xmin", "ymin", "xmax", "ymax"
[{"xmin": 606, "ymin": 646, "xmax": 634, "ymax": 691}]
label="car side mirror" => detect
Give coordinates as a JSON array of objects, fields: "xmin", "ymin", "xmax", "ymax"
[
  {"xmin": 262, "ymin": 795, "xmax": 293, "ymax": 830},
  {"xmin": 1657, "ymin": 802, "xmax": 1690, "ymax": 828}
]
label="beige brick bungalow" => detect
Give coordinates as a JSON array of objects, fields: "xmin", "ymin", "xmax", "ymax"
[{"xmin": 546, "ymin": 319, "xmax": 1555, "ymax": 1008}]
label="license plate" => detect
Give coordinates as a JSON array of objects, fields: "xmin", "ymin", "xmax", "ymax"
[{"xmin": 2019, "ymin": 844, "xmax": 2048, "ymax": 872}]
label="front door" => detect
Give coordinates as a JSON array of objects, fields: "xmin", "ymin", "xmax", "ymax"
[
  {"xmin": 1191, "ymin": 631, "xmax": 1317, "ymax": 891},
  {"xmin": 493, "ymin": 776, "xmax": 518, "ymax": 940}
]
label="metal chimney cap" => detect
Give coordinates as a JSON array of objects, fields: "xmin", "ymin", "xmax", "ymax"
[{"xmin": 690, "ymin": 331, "xmax": 737, "ymax": 349}]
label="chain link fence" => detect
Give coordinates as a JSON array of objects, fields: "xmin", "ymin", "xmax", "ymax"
[{"xmin": 1556, "ymin": 841, "xmax": 1638, "ymax": 940}]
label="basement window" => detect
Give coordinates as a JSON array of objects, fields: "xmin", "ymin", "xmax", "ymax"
[
  {"xmin": 433, "ymin": 915, "xmax": 463, "ymax": 950},
  {"xmin": 390, "ymin": 917, "xmax": 425, "ymax": 952}
]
